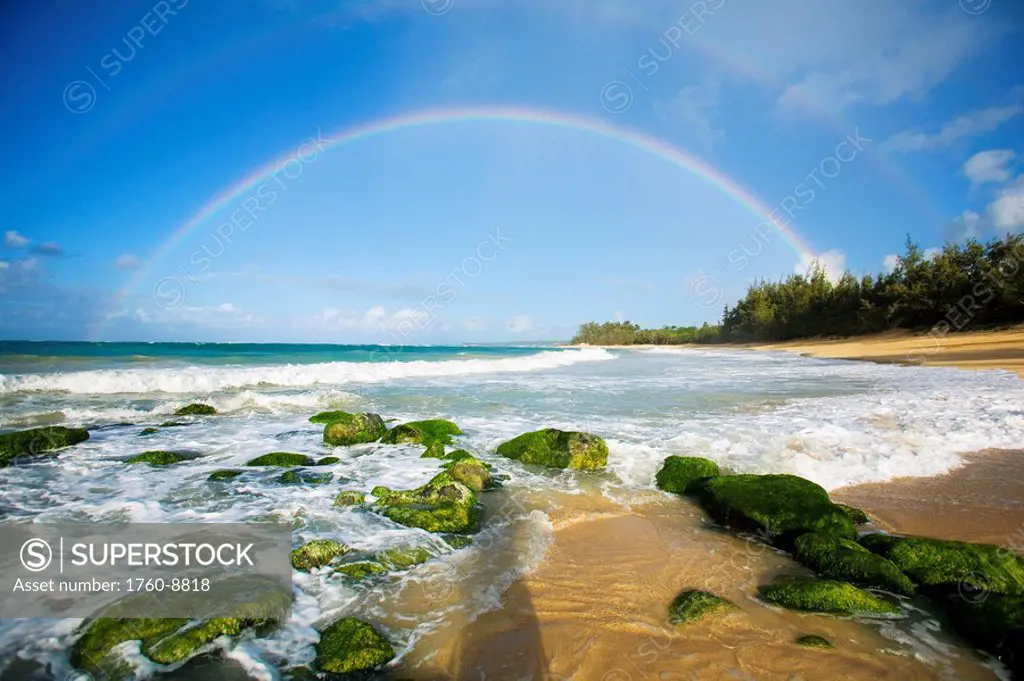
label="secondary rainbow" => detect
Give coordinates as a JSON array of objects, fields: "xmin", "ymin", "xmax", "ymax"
[{"xmin": 96, "ymin": 105, "xmax": 820, "ymax": 338}]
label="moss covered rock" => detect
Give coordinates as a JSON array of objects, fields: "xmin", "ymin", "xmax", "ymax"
[
  {"xmin": 795, "ymin": 635, "xmax": 833, "ymax": 649},
  {"xmin": 860, "ymin": 534, "xmax": 1024, "ymax": 596},
  {"xmin": 159, "ymin": 420, "xmax": 188, "ymax": 428},
  {"xmin": 173, "ymin": 403, "xmax": 217, "ymax": 416},
  {"xmin": 938, "ymin": 592, "xmax": 1024, "ymax": 677},
  {"xmin": 316, "ymin": 456, "xmax": 341, "ymax": 466},
  {"xmin": 689, "ymin": 474, "xmax": 856, "ymax": 548},
  {"xmin": 291, "ymin": 539, "xmax": 350, "ymax": 571},
  {"xmin": 655, "ymin": 456, "xmax": 720, "ymax": 495},
  {"xmin": 71, "ymin": 615, "xmax": 271, "ymax": 675},
  {"xmin": 278, "ymin": 469, "xmax": 332, "ymax": 485},
  {"xmin": 335, "ymin": 561, "xmax": 388, "ymax": 580},
  {"xmin": 333, "ymin": 490, "xmax": 366, "ymax": 506},
  {"xmin": 495, "ymin": 429, "xmax": 608, "ymax": 470},
  {"xmin": 372, "ymin": 472, "xmax": 479, "ymax": 534},
  {"xmin": 794, "ymin": 532, "xmax": 914, "ymax": 596},
  {"xmin": 382, "ymin": 419, "xmax": 463, "ymax": 446},
  {"xmin": 208, "ymin": 469, "xmax": 243, "ymax": 481},
  {"xmin": 314, "ymin": 617, "xmax": 395, "ymax": 675},
  {"xmin": 757, "ymin": 575, "xmax": 899, "ymax": 616},
  {"xmin": 125, "ymin": 451, "xmax": 188, "ymax": 466},
  {"xmin": 322, "ymin": 412, "xmax": 387, "ymax": 446},
  {"xmin": 441, "ymin": 455, "xmax": 494, "ymax": 492},
  {"xmin": 377, "ymin": 546, "xmax": 431, "ymax": 569},
  {"xmin": 71, "ymin": 617, "xmax": 187, "ymax": 675},
  {"xmin": 309, "ymin": 410, "xmax": 352, "ymax": 424},
  {"xmin": 837, "ymin": 503, "xmax": 869, "ymax": 525},
  {"xmin": 139, "ymin": 427, "xmax": 159, "ymax": 436},
  {"xmin": 143, "ymin": 618, "xmax": 254, "ymax": 664},
  {"xmin": 245, "ymin": 452, "xmax": 315, "ymax": 467},
  {"xmin": 0, "ymin": 425, "xmax": 90, "ymax": 466},
  {"xmin": 421, "ymin": 441, "xmax": 446, "ymax": 459},
  {"xmin": 668, "ymin": 589, "xmax": 737, "ymax": 624}
]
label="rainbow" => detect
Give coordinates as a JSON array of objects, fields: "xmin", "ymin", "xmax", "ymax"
[{"xmin": 95, "ymin": 105, "xmax": 820, "ymax": 339}]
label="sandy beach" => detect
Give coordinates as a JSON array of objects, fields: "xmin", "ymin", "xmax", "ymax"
[{"xmin": 438, "ymin": 330, "xmax": 1024, "ymax": 681}]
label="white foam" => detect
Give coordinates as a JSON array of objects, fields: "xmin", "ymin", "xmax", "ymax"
[{"xmin": 0, "ymin": 348, "xmax": 614, "ymax": 394}]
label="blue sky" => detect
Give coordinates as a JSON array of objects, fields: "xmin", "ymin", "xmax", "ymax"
[{"xmin": 0, "ymin": 0, "xmax": 1022, "ymax": 343}]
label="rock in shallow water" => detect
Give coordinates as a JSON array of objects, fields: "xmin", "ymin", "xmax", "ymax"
[
  {"xmin": 688, "ymin": 474, "xmax": 857, "ymax": 548},
  {"xmin": 794, "ymin": 532, "xmax": 915, "ymax": 596},
  {"xmin": 795, "ymin": 634, "xmax": 834, "ymax": 649},
  {"xmin": 668, "ymin": 589, "xmax": 737, "ymax": 624},
  {"xmin": 495, "ymin": 428, "xmax": 608, "ymax": 470},
  {"xmin": 655, "ymin": 455, "xmax": 719, "ymax": 495},
  {"xmin": 173, "ymin": 403, "xmax": 217, "ymax": 416},
  {"xmin": 125, "ymin": 450, "xmax": 189, "ymax": 466},
  {"xmin": 372, "ymin": 472, "xmax": 480, "ymax": 533},
  {"xmin": 757, "ymin": 575, "xmax": 900, "ymax": 616},
  {"xmin": 314, "ymin": 617, "xmax": 395, "ymax": 675},
  {"xmin": 382, "ymin": 419, "xmax": 463, "ymax": 446},
  {"xmin": 321, "ymin": 412, "xmax": 387, "ymax": 446},
  {"xmin": 245, "ymin": 452, "xmax": 315, "ymax": 467},
  {"xmin": 291, "ymin": 539, "xmax": 350, "ymax": 571},
  {"xmin": 0, "ymin": 425, "xmax": 89, "ymax": 466},
  {"xmin": 860, "ymin": 533, "xmax": 1024, "ymax": 596}
]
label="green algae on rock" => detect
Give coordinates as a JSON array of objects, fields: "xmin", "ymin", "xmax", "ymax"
[
  {"xmin": 291, "ymin": 539, "xmax": 350, "ymax": 571},
  {"xmin": 0, "ymin": 425, "xmax": 90, "ymax": 466},
  {"xmin": 139, "ymin": 427, "xmax": 159, "ymax": 436},
  {"xmin": 372, "ymin": 472, "xmax": 480, "ymax": 534},
  {"xmin": 837, "ymin": 503, "xmax": 869, "ymax": 525},
  {"xmin": 143, "ymin": 618, "xmax": 255, "ymax": 665},
  {"xmin": 382, "ymin": 419, "xmax": 463, "ymax": 446},
  {"xmin": 668, "ymin": 589, "xmax": 737, "ymax": 624},
  {"xmin": 208, "ymin": 469, "xmax": 243, "ymax": 481},
  {"xmin": 937, "ymin": 592, "xmax": 1024, "ymax": 678},
  {"xmin": 322, "ymin": 412, "xmax": 387, "ymax": 446},
  {"xmin": 71, "ymin": 617, "xmax": 188, "ymax": 676},
  {"xmin": 860, "ymin": 533, "xmax": 1024, "ymax": 596},
  {"xmin": 309, "ymin": 410, "xmax": 353, "ymax": 424},
  {"xmin": 441, "ymin": 454, "xmax": 495, "ymax": 492},
  {"xmin": 333, "ymin": 490, "xmax": 366, "ymax": 506},
  {"xmin": 314, "ymin": 617, "xmax": 395, "ymax": 675},
  {"xmin": 159, "ymin": 420, "xmax": 188, "ymax": 428},
  {"xmin": 795, "ymin": 634, "xmax": 834, "ymax": 649},
  {"xmin": 689, "ymin": 474, "xmax": 856, "ymax": 548},
  {"xmin": 316, "ymin": 456, "xmax": 341, "ymax": 466},
  {"xmin": 757, "ymin": 575, "xmax": 900, "ymax": 616},
  {"xmin": 245, "ymin": 452, "xmax": 315, "ymax": 467},
  {"xmin": 125, "ymin": 451, "xmax": 188, "ymax": 466},
  {"xmin": 377, "ymin": 546, "xmax": 431, "ymax": 569},
  {"xmin": 173, "ymin": 403, "xmax": 217, "ymax": 416},
  {"xmin": 794, "ymin": 532, "xmax": 915, "ymax": 596},
  {"xmin": 278, "ymin": 469, "xmax": 333, "ymax": 485},
  {"xmin": 655, "ymin": 456, "xmax": 720, "ymax": 495},
  {"xmin": 495, "ymin": 428, "xmax": 608, "ymax": 470},
  {"xmin": 421, "ymin": 441, "xmax": 446, "ymax": 459},
  {"xmin": 335, "ymin": 561, "xmax": 388, "ymax": 580}
]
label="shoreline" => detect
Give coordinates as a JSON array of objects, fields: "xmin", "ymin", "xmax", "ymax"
[{"xmin": 576, "ymin": 326, "xmax": 1024, "ymax": 377}]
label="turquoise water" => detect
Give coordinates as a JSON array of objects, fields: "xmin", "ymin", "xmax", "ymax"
[{"xmin": 2, "ymin": 342, "xmax": 1024, "ymax": 678}]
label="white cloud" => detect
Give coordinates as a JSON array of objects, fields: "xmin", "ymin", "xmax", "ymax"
[
  {"xmin": 115, "ymin": 253, "xmax": 142, "ymax": 270},
  {"xmin": 884, "ymin": 105, "xmax": 1023, "ymax": 152},
  {"xmin": 31, "ymin": 241, "xmax": 65, "ymax": 257},
  {"xmin": 963, "ymin": 150, "xmax": 1017, "ymax": 185},
  {"xmin": 506, "ymin": 314, "xmax": 535, "ymax": 334},
  {"xmin": 989, "ymin": 175, "xmax": 1024, "ymax": 231},
  {"xmin": 655, "ymin": 82, "xmax": 723, "ymax": 150},
  {"xmin": 4, "ymin": 230, "xmax": 29, "ymax": 248},
  {"xmin": 882, "ymin": 254, "xmax": 899, "ymax": 273},
  {"xmin": 795, "ymin": 250, "xmax": 846, "ymax": 284},
  {"xmin": 924, "ymin": 247, "xmax": 942, "ymax": 260},
  {"xmin": 948, "ymin": 209, "xmax": 986, "ymax": 241}
]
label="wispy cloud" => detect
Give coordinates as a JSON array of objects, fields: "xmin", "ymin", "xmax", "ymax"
[
  {"xmin": 963, "ymin": 150, "xmax": 1017, "ymax": 185},
  {"xmin": 114, "ymin": 253, "xmax": 142, "ymax": 270},
  {"xmin": 3, "ymin": 230, "xmax": 29, "ymax": 248},
  {"xmin": 30, "ymin": 241, "xmax": 66, "ymax": 257},
  {"xmin": 883, "ymin": 104, "xmax": 1024, "ymax": 152}
]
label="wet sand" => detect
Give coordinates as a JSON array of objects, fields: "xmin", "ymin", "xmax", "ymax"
[
  {"xmin": 391, "ymin": 489, "xmax": 1004, "ymax": 681},
  {"xmin": 741, "ymin": 327, "xmax": 1024, "ymax": 377},
  {"xmin": 834, "ymin": 449, "xmax": 1024, "ymax": 547}
]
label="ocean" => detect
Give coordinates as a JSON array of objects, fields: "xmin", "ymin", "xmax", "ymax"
[{"xmin": 1, "ymin": 341, "xmax": 1023, "ymax": 679}]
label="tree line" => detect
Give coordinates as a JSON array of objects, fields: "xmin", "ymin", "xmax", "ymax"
[{"xmin": 571, "ymin": 234, "xmax": 1024, "ymax": 345}]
